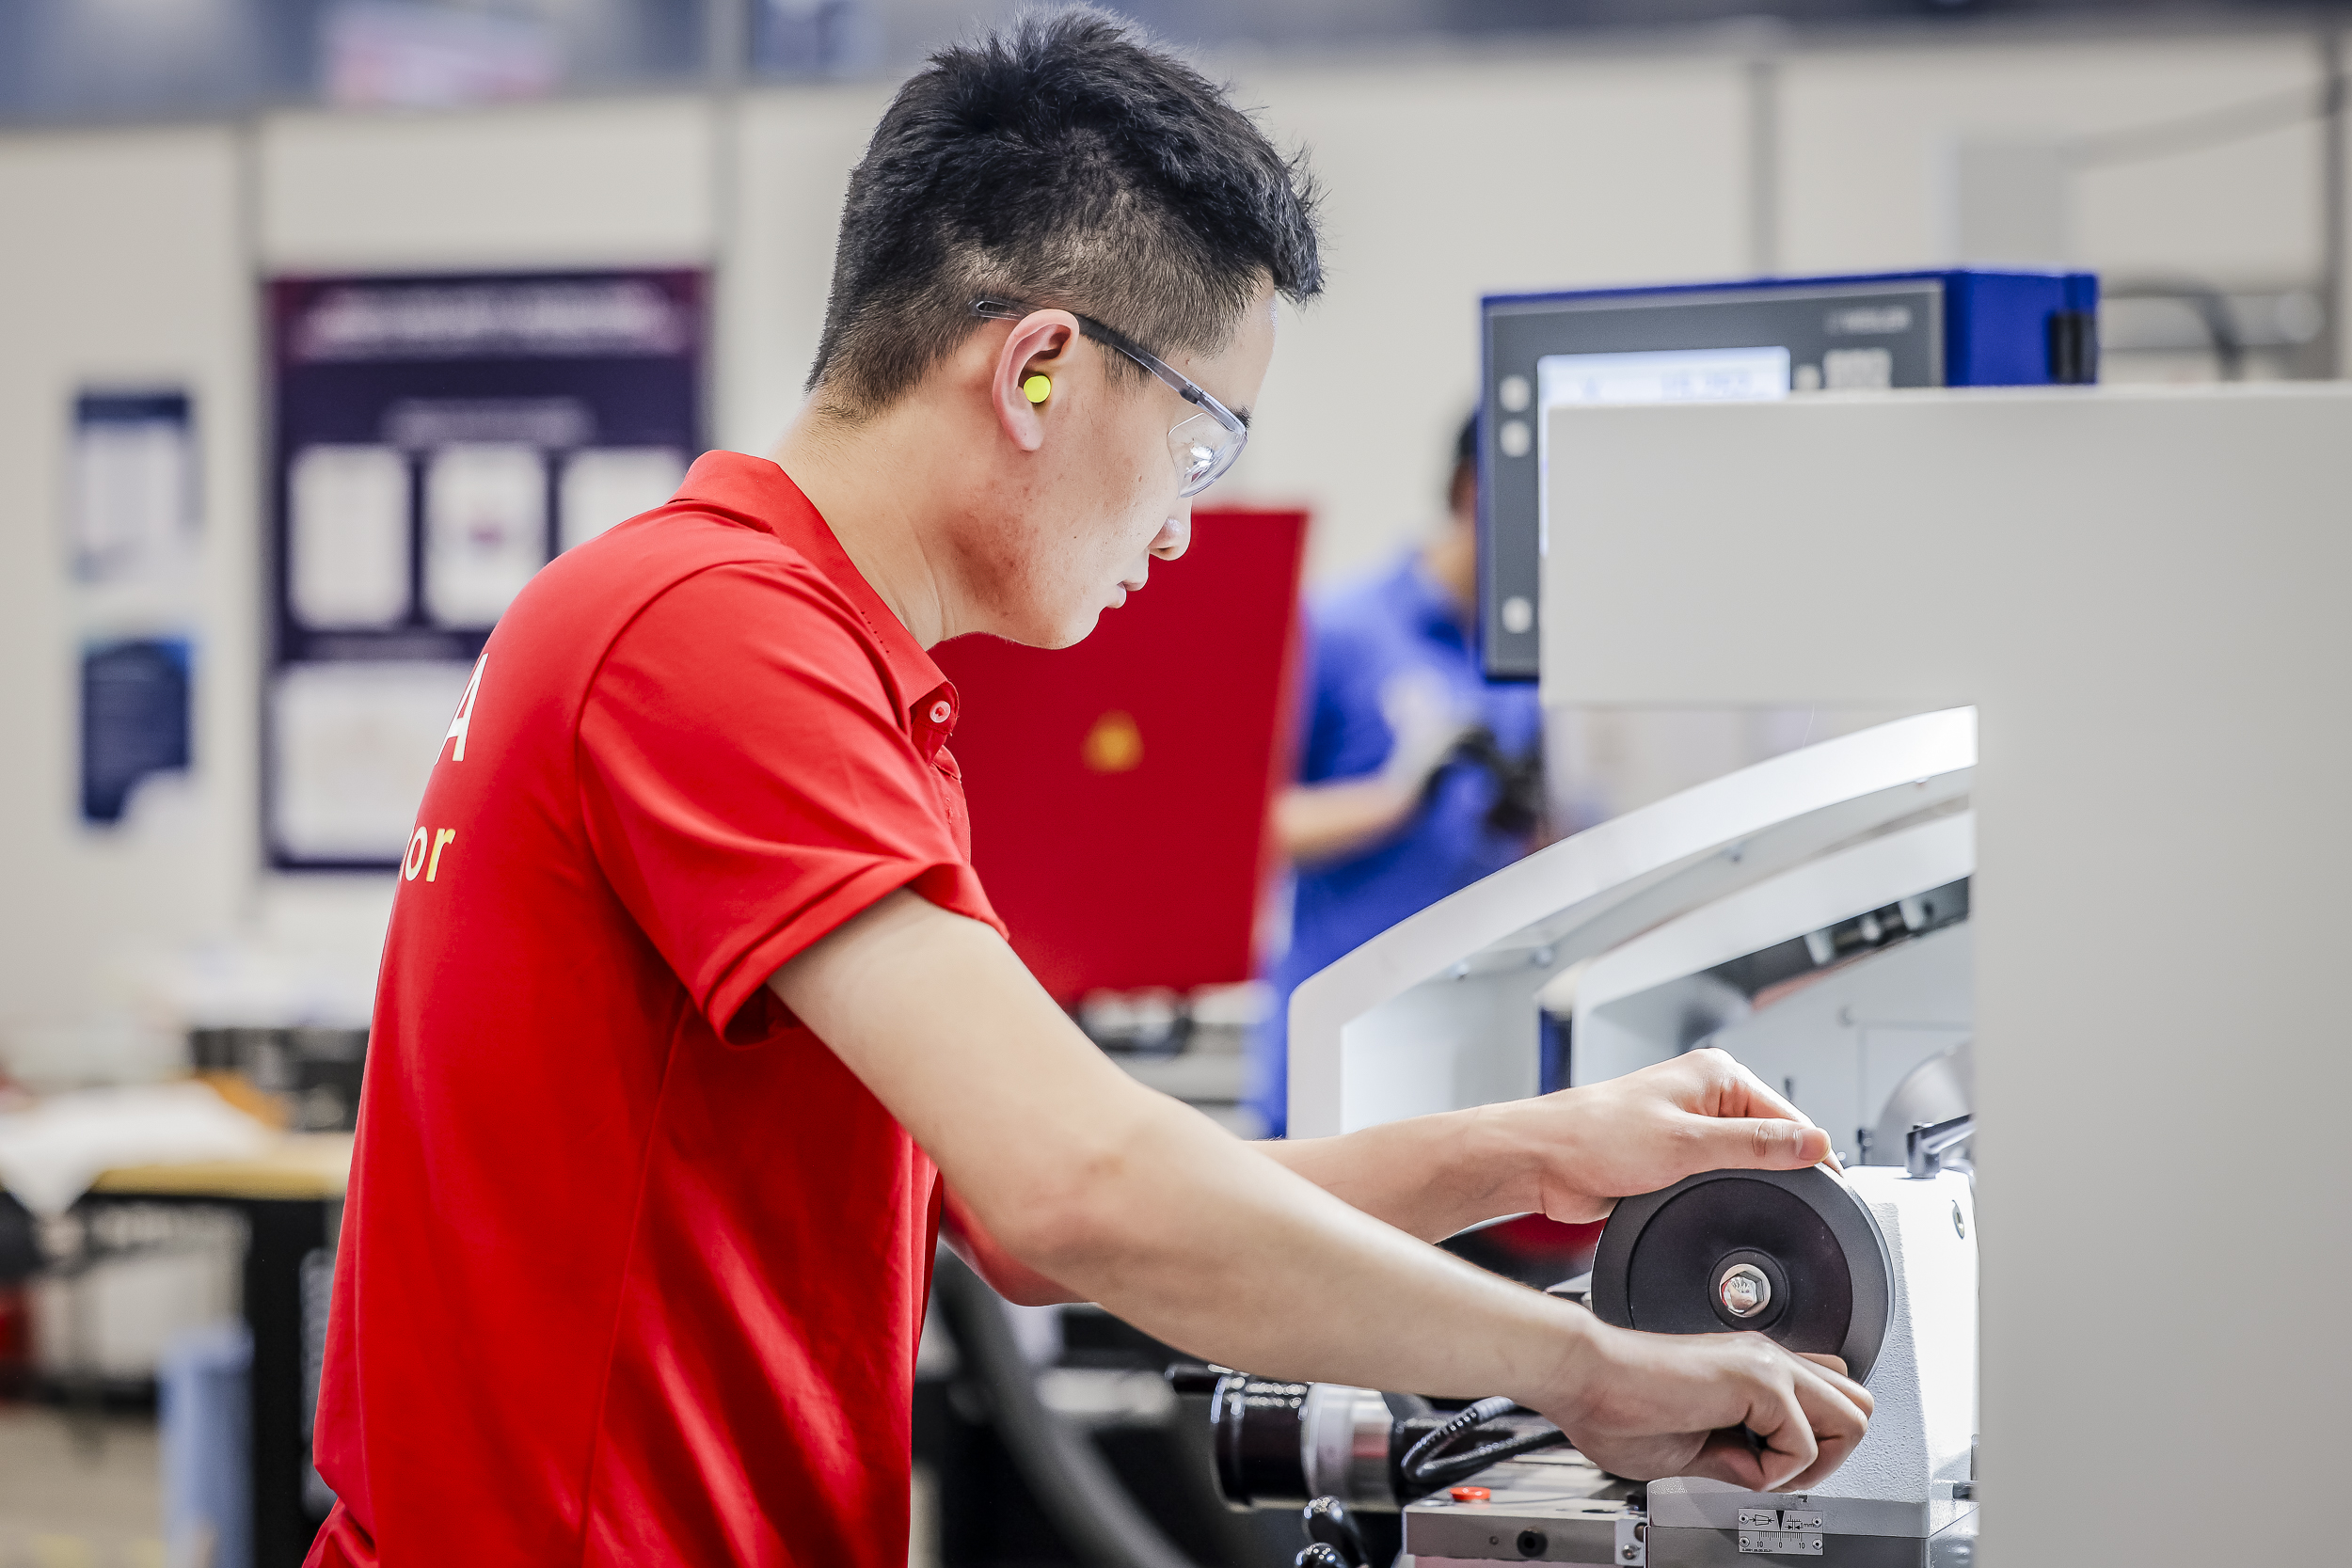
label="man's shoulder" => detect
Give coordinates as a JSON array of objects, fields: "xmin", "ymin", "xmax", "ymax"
[
  {"xmin": 545, "ymin": 506, "xmax": 818, "ymax": 600},
  {"xmin": 516, "ymin": 508, "xmax": 868, "ymax": 649}
]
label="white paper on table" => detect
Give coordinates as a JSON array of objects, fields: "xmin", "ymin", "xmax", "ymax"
[
  {"xmin": 290, "ymin": 443, "xmax": 412, "ymax": 628},
  {"xmin": 424, "ymin": 442, "xmax": 546, "ymax": 626},
  {"xmin": 559, "ymin": 446, "xmax": 686, "ymax": 552},
  {"xmin": 0, "ymin": 1082, "xmax": 273, "ymax": 1219},
  {"xmin": 269, "ymin": 659, "xmax": 473, "ymax": 863}
]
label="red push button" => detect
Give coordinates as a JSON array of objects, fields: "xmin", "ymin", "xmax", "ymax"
[{"xmin": 1449, "ymin": 1486, "xmax": 1491, "ymax": 1502}]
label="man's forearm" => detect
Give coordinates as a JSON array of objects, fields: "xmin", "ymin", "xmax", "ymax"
[
  {"xmin": 942, "ymin": 1103, "xmax": 1538, "ymax": 1307},
  {"xmin": 940, "ymin": 1105, "xmax": 1534, "ymax": 1307},
  {"xmin": 774, "ymin": 893, "xmax": 1600, "ymax": 1408},
  {"xmin": 1261, "ymin": 1103, "xmax": 1541, "ymax": 1243}
]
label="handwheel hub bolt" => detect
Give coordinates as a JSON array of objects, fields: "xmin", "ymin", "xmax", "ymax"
[{"xmin": 1718, "ymin": 1263, "xmax": 1771, "ymax": 1318}]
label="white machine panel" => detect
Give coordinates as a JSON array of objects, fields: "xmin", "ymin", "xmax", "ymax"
[{"xmin": 1288, "ymin": 707, "xmax": 1974, "ymax": 1138}]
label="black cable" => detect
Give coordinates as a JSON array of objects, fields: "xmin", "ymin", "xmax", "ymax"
[
  {"xmin": 1397, "ymin": 1397, "xmax": 1567, "ymax": 1491},
  {"xmin": 1410, "ymin": 1426, "xmax": 1568, "ymax": 1489},
  {"xmin": 930, "ymin": 1251, "xmax": 1199, "ymax": 1568},
  {"xmin": 1400, "ymin": 1396, "xmax": 1516, "ymax": 1475}
]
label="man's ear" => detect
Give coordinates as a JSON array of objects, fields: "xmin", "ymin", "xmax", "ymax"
[{"xmin": 990, "ymin": 309, "xmax": 1082, "ymax": 453}]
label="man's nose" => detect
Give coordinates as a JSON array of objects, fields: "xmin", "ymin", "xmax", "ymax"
[{"xmin": 1150, "ymin": 509, "xmax": 1192, "ymax": 561}]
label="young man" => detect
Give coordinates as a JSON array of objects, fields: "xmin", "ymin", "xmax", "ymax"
[
  {"xmin": 308, "ymin": 13, "xmax": 1869, "ymax": 1566},
  {"xmin": 1252, "ymin": 413, "xmax": 1547, "ymax": 1134}
]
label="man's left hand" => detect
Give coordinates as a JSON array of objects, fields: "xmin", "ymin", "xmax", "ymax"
[{"xmin": 1497, "ymin": 1048, "xmax": 1838, "ymax": 1225}]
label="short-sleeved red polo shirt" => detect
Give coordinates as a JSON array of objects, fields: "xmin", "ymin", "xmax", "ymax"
[{"xmin": 306, "ymin": 452, "xmax": 1004, "ymax": 1567}]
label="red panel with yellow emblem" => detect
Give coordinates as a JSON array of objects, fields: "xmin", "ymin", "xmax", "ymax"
[{"xmin": 930, "ymin": 509, "xmax": 1308, "ymax": 1004}]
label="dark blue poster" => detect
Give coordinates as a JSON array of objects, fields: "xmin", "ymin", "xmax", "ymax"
[
  {"xmin": 263, "ymin": 269, "xmax": 706, "ymax": 869},
  {"xmin": 82, "ymin": 638, "xmax": 193, "ymax": 825}
]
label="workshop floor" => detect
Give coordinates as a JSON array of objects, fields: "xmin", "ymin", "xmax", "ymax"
[{"xmin": 0, "ymin": 1406, "xmax": 164, "ymax": 1568}]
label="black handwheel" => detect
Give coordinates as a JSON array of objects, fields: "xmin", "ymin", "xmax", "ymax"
[{"xmin": 1588, "ymin": 1166, "xmax": 1893, "ymax": 1384}]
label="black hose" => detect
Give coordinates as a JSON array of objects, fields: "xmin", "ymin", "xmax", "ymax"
[
  {"xmin": 1409, "ymin": 1426, "xmax": 1566, "ymax": 1488},
  {"xmin": 1397, "ymin": 1397, "xmax": 1566, "ymax": 1492},
  {"xmin": 930, "ymin": 1251, "xmax": 1200, "ymax": 1568}
]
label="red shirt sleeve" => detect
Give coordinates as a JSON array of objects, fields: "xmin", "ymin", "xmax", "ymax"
[{"xmin": 577, "ymin": 559, "xmax": 999, "ymax": 1042}]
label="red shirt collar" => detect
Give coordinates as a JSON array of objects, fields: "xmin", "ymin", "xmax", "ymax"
[{"xmin": 668, "ymin": 451, "xmax": 961, "ymax": 750}]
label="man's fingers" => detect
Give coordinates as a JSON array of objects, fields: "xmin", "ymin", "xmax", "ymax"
[
  {"xmin": 1683, "ymin": 1427, "xmax": 1772, "ymax": 1491},
  {"xmin": 1745, "ymin": 1382, "xmax": 1819, "ymax": 1492},
  {"xmin": 1776, "ymin": 1357, "xmax": 1873, "ymax": 1489},
  {"xmin": 1792, "ymin": 1354, "xmax": 1874, "ymax": 1418},
  {"xmin": 1688, "ymin": 1115, "xmax": 1832, "ymax": 1170},
  {"xmin": 1722, "ymin": 1338, "xmax": 1871, "ymax": 1491},
  {"xmin": 1691, "ymin": 1052, "xmax": 1843, "ymax": 1173}
]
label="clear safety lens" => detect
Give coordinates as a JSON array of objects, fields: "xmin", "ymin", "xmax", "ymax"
[{"xmin": 1170, "ymin": 411, "xmax": 1239, "ymax": 498}]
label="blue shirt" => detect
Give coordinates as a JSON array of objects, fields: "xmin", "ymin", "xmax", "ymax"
[{"xmin": 1248, "ymin": 550, "xmax": 1543, "ymax": 1134}]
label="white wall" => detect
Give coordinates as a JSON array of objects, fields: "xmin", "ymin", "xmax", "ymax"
[
  {"xmin": 0, "ymin": 21, "xmax": 2344, "ymax": 1063},
  {"xmin": 722, "ymin": 85, "xmax": 898, "ymax": 453},
  {"xmin": 1226, "ymin": 49, "xmax": 1753, "ymax": 578},
  {"xmin": 0, "ymin": 127, "xmax": 259, "ymax": 1077},
  {"xmin": 258, "ymin": 95, "xmax": 718, "ymax": 272},
  {"xmin": 1781, "ymin": 31, "xmax": 2325, "ymax": 281}
]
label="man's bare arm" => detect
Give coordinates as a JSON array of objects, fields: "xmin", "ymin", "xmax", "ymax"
[
  {"xmin": 1260, "ymin": 1051, "xmax": 1837, "ymax": 1242},
  {"xmin": 772, "ymin": 892, "xmax": 1869, "ymax": 1491},
  {"xmin": 950, "ymin": 1050, "xmax": 1835, "ymax": 1296}
]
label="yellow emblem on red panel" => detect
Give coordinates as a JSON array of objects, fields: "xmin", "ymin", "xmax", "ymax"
[{"xmin": 1081, "ymin": 710, "xmax": 1143, "ymax": 773}]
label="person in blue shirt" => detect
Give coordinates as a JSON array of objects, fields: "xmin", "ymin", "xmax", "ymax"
[{"xmin": 1249, "ymin": 415, "xmax": 1546, "ymax": 1135}]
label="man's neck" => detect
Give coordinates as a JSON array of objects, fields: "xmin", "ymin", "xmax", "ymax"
[{"xmin": 769, "ymin": 401, "xmax": 957, "ymax": 648}]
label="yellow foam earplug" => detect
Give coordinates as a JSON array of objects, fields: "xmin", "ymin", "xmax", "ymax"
[{"xmin": 1023, "ymin": 373, "xmax": 1053, "ymax": 404}]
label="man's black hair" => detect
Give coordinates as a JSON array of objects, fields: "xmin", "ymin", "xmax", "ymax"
[
  {"xmin": 807, "ymin": 8, "xmax": 1322, "ymax": 415},
  {"xmin": 1447, "ymin": 409, "xmax": 1478, "ymax": 507}
]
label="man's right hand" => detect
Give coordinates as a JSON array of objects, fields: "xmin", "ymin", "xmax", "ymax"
[{"xmin": 1545, "ymin": 1324, "xmax": 1874, "ymax": 1492}]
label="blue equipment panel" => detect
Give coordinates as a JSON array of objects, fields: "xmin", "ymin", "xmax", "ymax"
[{"xmin": 1477, "ymin": 269, "xmax": 2099, "ymax": 680}]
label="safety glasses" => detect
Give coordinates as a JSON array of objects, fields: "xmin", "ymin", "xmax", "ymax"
[{"xmin": 972, "ymin": 298, "xmax": 1248, "ymax": 498}]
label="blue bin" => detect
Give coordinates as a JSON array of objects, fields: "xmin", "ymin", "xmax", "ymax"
[{"xmin": 159, "ymin": 1319, "xmax": 251, "ymax": 1568}]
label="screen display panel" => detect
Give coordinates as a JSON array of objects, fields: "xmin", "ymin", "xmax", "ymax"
[{"xmin": 1534, "ymin": 346, "xmax": 1789, "ymax": 564}]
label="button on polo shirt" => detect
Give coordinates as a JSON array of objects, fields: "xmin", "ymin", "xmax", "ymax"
[{"xmin": 306, "ymin": 452, "xmax": 1004, "ymax": 1568}]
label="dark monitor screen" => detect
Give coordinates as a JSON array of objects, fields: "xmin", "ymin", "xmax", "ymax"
[{"xmin": 1479, "ymin": 278, "xmax": 1947, "ymax": 679}]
